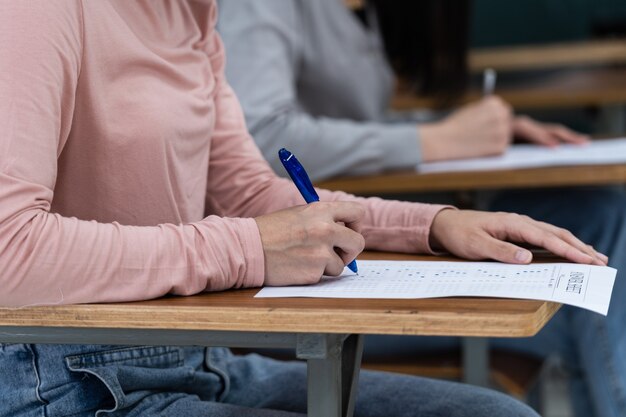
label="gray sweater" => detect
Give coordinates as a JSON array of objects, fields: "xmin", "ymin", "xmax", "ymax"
[{"xmin": 217, "ymin": 0, "xmax": 421, "ymax": 181}]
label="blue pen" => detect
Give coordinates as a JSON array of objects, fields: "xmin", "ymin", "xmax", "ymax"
[{"xmin": 278, "ymin": 148, "xmax": 358, "ymax": 274}]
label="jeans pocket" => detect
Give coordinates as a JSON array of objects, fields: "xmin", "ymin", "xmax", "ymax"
[{"xmin": 65, "ymin": 346, "xmax": 189, "ymax": 416}]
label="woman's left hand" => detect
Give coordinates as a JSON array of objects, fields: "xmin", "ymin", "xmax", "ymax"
[
  {"xmin": 513, "ymin": 115, "xmax": 590, "ymax": 147},
  {"xmin": 429, "ymin": 209, "xmax": 608, "ymax": 265}
]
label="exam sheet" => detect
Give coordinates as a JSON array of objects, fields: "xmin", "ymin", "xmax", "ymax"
[
  {"xmin": 416, "ymin": 138, "xmax": 626, "ymax": 174},
  {"xmin": 256, "ymin": 260, "xmax": 617, "ymax": 315}
]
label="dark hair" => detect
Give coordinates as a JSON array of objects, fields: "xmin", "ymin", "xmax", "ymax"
[{"xmin": 369, "ymin": 0, "xmax": 471, "ymax": 106}]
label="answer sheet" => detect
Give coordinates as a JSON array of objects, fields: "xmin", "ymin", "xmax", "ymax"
[
  {"xmin": 255, "ymin": 260, "xmax": 617, "ymax": 315},
  {"xmin": 416, "ymin": 137, "xmax": 626, "ymax": 174}
]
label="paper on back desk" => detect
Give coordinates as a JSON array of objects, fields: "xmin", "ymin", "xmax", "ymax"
[
  {"xmin": 255, "ymin": 260, "xmax": 617, "ymax": 315},
  {"xmin": 416, "ymin": 138, "xmax": 626, "ymax": 174}
]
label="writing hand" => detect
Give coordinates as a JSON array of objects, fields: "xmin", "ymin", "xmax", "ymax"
[
  {"xmin": 420, "ymin": 96, "xmax": 513, "ymax": 162},
  {"xmin": 429, "ymin": 209, "xmax": 608, "ymax": 266},
  {"xmin": 255, "ymin": 201, "xmax": 365, "ymax": 286}
]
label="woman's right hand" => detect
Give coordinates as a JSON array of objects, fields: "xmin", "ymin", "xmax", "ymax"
[
  {"xmin": 255, "ymin": 202, "xmax": 366, "ymax": 286},
  {"xmin": 420, "ymin": 96, "xmax": 513, "ymax": 162}
]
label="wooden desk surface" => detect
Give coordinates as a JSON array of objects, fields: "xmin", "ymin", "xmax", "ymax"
[
  {"xmin": 470, "ymin": 39, "xmax": 626, "ymax": 73},
  {"xmin": 315, "ymin": 163, "xmax": 626, "ymax": 195},
  {"xmin": 0, "ymin": 252, "xmax": 559, "ymax": 338},
  {"xmin": 393, "ymin": 66, "xmax": 626, "ymax": 110}
]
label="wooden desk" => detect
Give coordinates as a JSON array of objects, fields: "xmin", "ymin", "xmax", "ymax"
[
  {"xmin": 0, "ymin": 252, "xmax": 559, "ymax": 417},
  {"xmin": 316, "ymin": 163, "xmax": 626, "ymax": 195},
  {"xmin": 469, "ymin": 39, "xmax": 626, "ymax": 73},
  {"xmin": 393, "ymin": 66, "xmax": 626, "ymax": 111}
]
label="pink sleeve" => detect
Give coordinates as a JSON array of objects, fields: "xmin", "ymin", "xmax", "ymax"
[
  {"xmin": 0, "ymin": 1, "xmax": 450, "ymax": 308},
  {"xmin": 0, "ymin": 1, "xmax": 262, "ymax": 307},
  {"xmin": 323, "ymin": 193, "xmax": 453, "ymax": 254}
]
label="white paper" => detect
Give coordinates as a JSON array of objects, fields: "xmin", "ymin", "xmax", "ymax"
[
  {"xmin": 417, "ymin": 138, "xmax": 626, "ymax": 174},
  {"xmin": 255, "ymin": 260, "xmax": 617, "ymax": 315}
]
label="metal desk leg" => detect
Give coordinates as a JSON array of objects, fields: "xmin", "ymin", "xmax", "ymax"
[
  {"xmin": 296, "ymin": 334, "xmax": 364, "ymax": 417},
  {"xmin": 462, "ymin": 336, "xmax": 490, "ymax": 387}
]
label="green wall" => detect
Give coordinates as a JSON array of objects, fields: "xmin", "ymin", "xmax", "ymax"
[{"xmin": 471, "ymin": 0, "xmax": 626, "ymax": 47}]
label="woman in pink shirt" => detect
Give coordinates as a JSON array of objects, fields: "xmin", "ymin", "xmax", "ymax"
[{"xmin": 0, "ymin": 1, "xmax": 604, "ymax": 416}]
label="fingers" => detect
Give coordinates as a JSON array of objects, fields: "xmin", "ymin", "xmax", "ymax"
[
  {"xmin": 513, "ymin": 116, "xmax": 559, "ymax": 147},
  {"xmin": 324, "ymin": 201, "xmax": 365, "ymax": 233},
  {"xmin": 476, "ymin": 234, "xmax": 533, "ymax": 264},
  {"xmin": 533, "ymin": 221, "xmax": 607, "ymax": 265},
  {"xmin": 307, "ymin": 202, "xmax": 366, "ymax": 275},
  {"xmin": 330, "ymin": 222, "xmax": 365, "ymax": 269},
  {"xmin": 546, "ymin": 124, "xmax": 590, "ymax": 145},
  {"xmin": 508, "ymin": 219, "xmax": 605, "ymax": 265},
  {"xmin": 482, "ymin": 96, "xmax": 514, "ymax": 132},
  {"xmin": 482, "ymin": 95, "xmax": 513, "ymax": 119},
  {"xmin": 318, "ymin": 226, "xmax": 363, "ymax": 276},
  {"xmin": 514, "ymin": 116, "xmax": 590, "ymax": 146},
  {"xmin": 591, "ymin": 246, "xmax": 609, "ymax": 264},
  {"xmin": 324, "ymin": 249, "xmax": 350, "ymax": 276}
]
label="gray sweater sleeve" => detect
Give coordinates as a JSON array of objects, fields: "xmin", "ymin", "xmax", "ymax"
[{"xmin": 217, "ymin": 0, "xmax": 420, "ymax": 182}]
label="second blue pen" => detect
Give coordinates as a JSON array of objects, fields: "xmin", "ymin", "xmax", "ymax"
[{"xmin": 278, "ymin": 148, "xmax": 358, "ymax": 274}]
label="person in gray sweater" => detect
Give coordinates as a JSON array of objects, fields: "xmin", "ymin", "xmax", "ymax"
[
  {"xmin": 217, "ymin": 1, "xmax": 626, "ymax": 416},
  {"xmin": 217, "ymin": 0, "xmax": 587, "ymax": 182}
]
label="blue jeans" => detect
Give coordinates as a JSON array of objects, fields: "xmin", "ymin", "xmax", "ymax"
[
  {"xmin": 366, "ymin": 186, "xmax": 626, "ymax": 417},
  {"xmin": 0, "ymin": 344, "xmax": 538, "ymax": 417}
]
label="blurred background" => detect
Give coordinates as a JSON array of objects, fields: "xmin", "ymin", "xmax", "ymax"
[
  {"xmin": 472, "ymin": 0, "xmax": 626, "ymax": 47},
  {"xmin": 387, "ymin": 0, "xmax": 626, "ymax": 136}
]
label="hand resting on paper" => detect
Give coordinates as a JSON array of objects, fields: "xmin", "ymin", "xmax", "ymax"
[
  {"xmin": 429, "ymin": 209, "xmax": 608, "ymax": 266},
  {"xmin": 512, "ymin": 115, "xmax": 589, "ymax": 147}
]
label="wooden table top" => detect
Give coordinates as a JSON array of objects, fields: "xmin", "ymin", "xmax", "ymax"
[
  {"xmin": 0, "ymin": 252, "xmax": 560, "ymax": 338},
  {"xmin": 469, "ymin": 39, "xmax": 626, "ymax": 73},
  {"xmin": 315, "ymin": 163, "xmax": 626, "ymax": 195},
  {"xmin": 393, "ymin": 66, "xmax": 626, "ymax": 110}
]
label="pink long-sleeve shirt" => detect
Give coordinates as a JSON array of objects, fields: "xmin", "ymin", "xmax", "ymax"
[{"xmin": 0, "ymin": 0, "xmax": 446, "ymax": 307}]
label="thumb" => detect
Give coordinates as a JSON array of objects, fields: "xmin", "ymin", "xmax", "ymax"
[{"xmin": 481, "ymin": 236, "xmax": 533, "ymax": 264}]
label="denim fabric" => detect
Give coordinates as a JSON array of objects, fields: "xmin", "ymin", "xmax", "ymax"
[
  {"xmin": 366, "ymin": 186, "xmax": 626, "ymax": 417},
  {"xmin": 0, "ymin": 343, "xmax": 539, "ymax": 417},
  {"xmin": 491, "ymin": 186, "xmax": 626, "ymax": 417}
]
